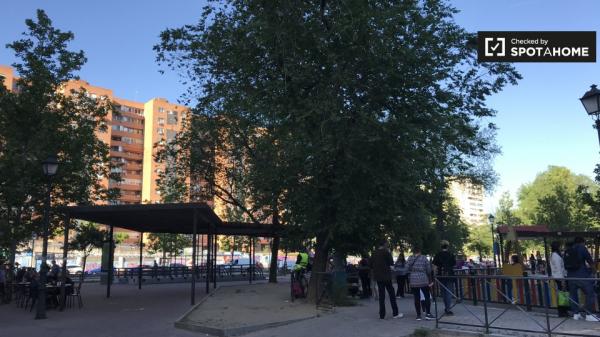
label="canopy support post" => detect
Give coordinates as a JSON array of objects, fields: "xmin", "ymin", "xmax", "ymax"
[
  {"xmin": 191, "ymin": 209, "xmax": 197, "ymax": 305},
  {"xmin": 107, "ymin": 224, "xmax": 114, "ymax": 298},
  {"xmin": 59, "ymin": 212, "xmax": 70, "ymax": 311},
  {"xmin": 138, "ymin": 232, "xmax": 143, "ymax": 290}
]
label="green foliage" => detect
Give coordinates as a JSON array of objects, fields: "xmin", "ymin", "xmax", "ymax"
[
  {"xmin": 146, "ymin": 233, "xmax": 191, "ymax": 259},
  {"xmin": 516, "ymin": 166, "xmax": 597, "ymax": 230},
  {"xmin": 0, "ymin": 10, "xmax": 119, "ymax": 259},
  {"xmin": 495, "ymin": 191, "xmax": 521, "ymax": 226},
  {"xmin": 154, "ymin": 0, "xmax": 519, "ymax": 291},
  {"xmin": 68, "ymin": 222, "xmax": 105, "ymax": 273},
  {"xmin": 113, "ymin": 232, "xmax": 129, "ymax": 244},
  {"xmin": 466, "ymin": 225, "xmax": 492, "ymax": 260}
]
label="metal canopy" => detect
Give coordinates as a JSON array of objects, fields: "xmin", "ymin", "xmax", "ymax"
[
  {"xmin": 57, "ymin": 202, "xmax": 281, "ymax": 305},
  {"xmin": 496, "ymin": 225, "xmax": 600, "ymax": 239},
  {"xmin": 60, "ymin": 202, "xmax": 282, "ymax": 237}
]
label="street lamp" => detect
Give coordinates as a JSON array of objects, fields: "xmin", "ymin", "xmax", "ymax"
[
  {"xmin": 36, "ymin": 155, "xmax": 58, "ymax": 320},
  {"xmin": 488, "ymin": 214, "xmax": 497, "ymax": 268},
  {"xmin": 580, "ymin": 84, "xmax": 600, "ymax": 145}
]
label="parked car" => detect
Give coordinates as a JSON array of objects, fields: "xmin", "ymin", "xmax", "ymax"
[
  {"xmin": 85, "ymin": 267, "xmax": 116, "ymax": 275},
  {"xmin": 85, "ymin": 267, "xmax": 102, "ymax": 275},
  {"xmin": 67, "ymin": 264, "xmax": 83, "ymax": 274}
]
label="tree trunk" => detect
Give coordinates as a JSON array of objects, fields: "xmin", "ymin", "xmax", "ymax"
[
  {"xmin": 307, "ymin": 233, "xmax": 329, "ymax": 303},
  {"xmin": 82, "ymin": 253, "xmax": 88, "ymax": 275},
  {"xmin": 269, "ymin": 209, "xmax": 281, "ymax": 283},
  {"xmin": 269, "ymin": 236, "xmax": 280, "ymax": 283}
]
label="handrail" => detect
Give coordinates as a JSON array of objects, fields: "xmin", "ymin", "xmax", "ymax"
[{"xmin": 434, "ymin": 274, "xmax": 600, "ymax": 337}]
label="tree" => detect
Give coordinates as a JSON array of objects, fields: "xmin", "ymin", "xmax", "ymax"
[
  {"xmin": 517, "ymin": 166, "xmax": 596, "ymax": 228},
  {"xmin": 146, "ymin": 233, "xmax": 191, "ymax": 262},
  {"xmin": 155, "ymin": 0, "xmax": 519, "ymax": 300},
  {"xmin": 495, "ymin": 191, "xmax": 521, "ymax": 226},
  {"xmin": 0, "ymin": 10, "xmax": 119, "ymax": 264},
  {"xmin": 68, "ymin": 222, "xmax": 105, "ymax": 275},
  {"xmin": 466, "ymin": 225, "xmax": 492, "ymax": 262}
]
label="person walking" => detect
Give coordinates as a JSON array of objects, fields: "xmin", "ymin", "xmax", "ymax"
[
  {"xmin": 394, "ymin": 253, "xmax": 408, "ymax": 298},
  {"xmin": 370, "ymin": 240, "xmax": 403, "ymax": 319},
  {"xmin": 358, "ymin": 255, "xmax": 371, "ymax": 298},
  {"xmin": 564, "ymin": 237, "xmax": 598, "ymax": 322},
  {"xmin": 407, "ymin": 246, "xmax": 433, "ymax": 321},
  {"xmin": 433, "ymin": 240, "xmax": 456, "ymax": 316},
  {"xmin": 549, "ymin": 241, "xmax": 568, "ymax": 317}
]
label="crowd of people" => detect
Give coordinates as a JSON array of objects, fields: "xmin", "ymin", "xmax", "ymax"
[
  {"xmin": 0, "ymin": 259, "xmax": 76, "ymax": 306},
  {"xmin": 351, "ymin": 237, "xmax": 600, "ymax": 322}
]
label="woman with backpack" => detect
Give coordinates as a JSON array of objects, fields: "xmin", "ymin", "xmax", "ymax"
[{"xmin": 407, "ymin": 247, "xmax": 433, "ymax": 321}]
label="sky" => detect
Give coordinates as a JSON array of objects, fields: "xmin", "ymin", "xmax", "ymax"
[{"xmin": 2, "ymin": 1, "xmax": 600, "ymax": 213}]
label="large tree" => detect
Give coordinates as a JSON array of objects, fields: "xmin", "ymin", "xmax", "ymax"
[
  {"xmin": 517, "ymin": 166, "xmax": 597, "ymax": 230},
  {"xmin": 0, "ymin": 10, "xmax": 119, "ymax": 264},
  {"xmin": 155, "ymin": 0, "xmax": 519, "ymax": 299},
  {"xmin": 495, "ymin": 191, "xmax": 521, "ymax": 226}
]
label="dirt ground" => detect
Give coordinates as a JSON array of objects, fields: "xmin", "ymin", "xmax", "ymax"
[{"xmin": 179, "ymin": 282, "xmax": 317, "ymax": 329}]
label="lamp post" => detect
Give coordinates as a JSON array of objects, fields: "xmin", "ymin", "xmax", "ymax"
[
  {"xmin": 488, "ymin": 214, "xmax": 497, "ymax": 268},
  {"xmin": 580, "ymin": 84, "xmax": 600, "ymax": 145},
  {"xmin": 31, "ymin": 233, "xmax": 37, "ymax": 268},
  {"xmin": 35, "ymin": 155, "xmax": 58, "ymax": 320}
]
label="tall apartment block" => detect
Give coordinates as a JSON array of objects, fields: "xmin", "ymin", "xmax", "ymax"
[
  {"xmin": 447, "ymin": 179, "xmax": 486, "ymax": 226},
  {"xmin": 0, "ymin": 65, "xmax": 186, "ymax": 205}
]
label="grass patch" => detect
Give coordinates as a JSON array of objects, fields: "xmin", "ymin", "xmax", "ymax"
[{"xmin": 411, "ymin": 328, "xmax": 432, "ymax": 337}]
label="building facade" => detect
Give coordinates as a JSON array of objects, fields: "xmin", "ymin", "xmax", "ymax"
[
  {"xmin": 0, "ymin": 65, "xmax": 186, "ymax": 205},
  {"xmin": 447, "ymin": 179, "xmax": 486, "ymax": 226}
]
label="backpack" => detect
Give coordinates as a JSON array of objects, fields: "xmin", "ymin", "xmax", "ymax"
[{"xmin": 563, "ymin": 247, "xmax": 582, "ymax": 272}]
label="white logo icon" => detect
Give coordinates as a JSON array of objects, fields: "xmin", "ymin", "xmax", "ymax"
[{"xmin": 484, "ymin": 37, "xmax": 506, "ymax": 57}]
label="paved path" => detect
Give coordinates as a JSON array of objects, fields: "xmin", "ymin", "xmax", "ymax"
[
  {"xmin": 0, "ymin": 282, "xmax": 203, "ymax": 337},
  {"xmin": 2, "ymin": 280, "xmax": 600, "ymax": 337}
]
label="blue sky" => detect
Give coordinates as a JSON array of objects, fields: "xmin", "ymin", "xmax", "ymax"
[{"xmin": 2, "ymin": 1, "xmax": 600, "ymax": 212}]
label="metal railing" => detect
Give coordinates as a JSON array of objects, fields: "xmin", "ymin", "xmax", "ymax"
[
  {"xmin": 434, "ymin": 274, "xmax": 600, "ymax": 337},
  {"xmin": 111, "ymin": 264, "xmax": 267, "ymax": 281}
]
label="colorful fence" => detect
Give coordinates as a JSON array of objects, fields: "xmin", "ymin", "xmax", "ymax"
[{"xmin": 447, "ymin": 273, "xmax": 599, "ymax": 311}]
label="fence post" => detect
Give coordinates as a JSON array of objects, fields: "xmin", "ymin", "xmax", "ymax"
[
  {"xmin": 471, "ymin": 274, "xmax": 478, "ymax": 306},
  {"xmin": 434, "ymin": 277, "xmax": 439, "ymax": 329},
  {"xmin": 543, "ymin": 279, "xmax": 552, "ymax": 337},
  {"xmin": 523, "ymin": 273, "xmax": 532, "ymax": 311},
  {"xmin": 481, "ymin": 277, "xmax": 490, "ymax": 334}
]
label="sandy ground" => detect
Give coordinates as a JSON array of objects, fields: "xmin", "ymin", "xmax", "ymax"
[{"xmin": 180, "ymin": 283, "xmax": 317, "ymax": 329}]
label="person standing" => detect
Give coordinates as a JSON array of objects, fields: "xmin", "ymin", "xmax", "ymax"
[
  {"xmin": 358, "ymin": 255, "xmax": 371, "ymax": 298},
  {"xmin": 0, "ymin": 262, "xmax": 5, "ymax": 304},
  {"xmin": 407, "ymin": 246, "xmax": 434, "ymax": 320},
  {"xmin": 564, "ymin": 237, "xmax": 598, "ymax": 321},
  {"xmin": 529, "ymin": 253, "xmax": 536, "ymax": 275},
  {"xmin": 370, "ymin": 240, "xmax": 403, "ymax": 319},
  {"xmin": 394, "ymin": 254, "xmax": 408, "ymax": 298},
  {"xmin": 549, "ymin": 241, "xmax": 568, "ymax": 317},
  {"xmin": 433, "ymin": 240, "xmax": 456, "ymax": 316}
]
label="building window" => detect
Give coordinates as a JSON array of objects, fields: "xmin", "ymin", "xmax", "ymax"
[
  {"xmin": 157, "ymin": 128, "xmax": 164, "ymax": 135},
  {"xmin": 158, "ymin": 107, "xmax": 164, "ymax": 113},
  {"xmin": 167, "ymin": 130, "xmax": 177, "ymax": 142},
  {"xmin": 167, "ymin": 111, "xmax": 178, "ymax": 125},
  {"xmin": 158, "ymin": 118, "xmax": 165, "ymax": 125}
]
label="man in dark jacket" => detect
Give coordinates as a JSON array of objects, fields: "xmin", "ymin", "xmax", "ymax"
[
  {"xmin": 370, "ymin": 240, "xmax": 403, "ymax": 319},
  {"xmin": 433, "ymin": 240, "xmax": 456, "ymax": 315}
]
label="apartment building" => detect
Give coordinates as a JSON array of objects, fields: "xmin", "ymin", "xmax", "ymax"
[
  {"xmin": 447, "ymin": 179, "xmax": 486, "ymax": 226},
  {"xmin": 0, "ymin": 65, "xmax": 186, "ymax": 205}
]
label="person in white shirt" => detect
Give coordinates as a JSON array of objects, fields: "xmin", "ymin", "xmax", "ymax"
[{"xmin": 550, "ymin": 241, "xmax": 568, "ymax": 317}]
